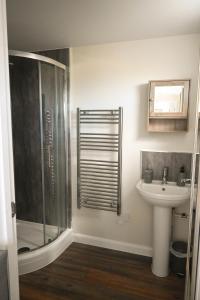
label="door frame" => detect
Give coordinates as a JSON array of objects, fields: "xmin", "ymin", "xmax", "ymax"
[
  {"xmin": 195, "ymin": 239, "xmax": 200, "ymax": 299},
  {"xmin": 185, "ymin": 52, "xmax": 200, "ymax": 300},
  {"xmin": 0, "ymin": 0, "xmax": 19, "ymax": 299},
  {"xmin": 194, "ymin": 55, "xmax": 200, "ymax": 300}
]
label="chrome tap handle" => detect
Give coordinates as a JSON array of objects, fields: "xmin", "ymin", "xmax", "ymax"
[
  {"xmin": 161, "ymin": 167, "xmax": 168, "ymax": 184},
  {"xmin": 163, "ymin": 167, "xmax": 168, "ymax": 176},
  {"xmin": 181, "ymin": 178, "xmax": 191, "ymax": 184}
]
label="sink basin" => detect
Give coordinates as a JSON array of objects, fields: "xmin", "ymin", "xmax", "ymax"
[
  {"xmin": 136, "ymin": 179, "xmax": 190, "ymax": 278},
  {"xmin": 136, "ymin": 180, "xmax": 190, "ymax": 208}
]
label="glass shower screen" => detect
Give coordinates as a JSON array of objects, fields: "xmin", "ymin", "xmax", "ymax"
[
  {"xmin": 9, "ymin": 52, "xmax": 70, "ymax": 252},
  {"xmin": 40, "ymin": 62, "xmax": 68, "ymax": 243}
]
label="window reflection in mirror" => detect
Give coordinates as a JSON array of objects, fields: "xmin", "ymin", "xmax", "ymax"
[
  {"xmin": 154, "ymin": 85, "xmax": 184, "ymax": 113},
  {"xmin": 149, "ymin": 80, "xmax": 190, "ymax": 118}
]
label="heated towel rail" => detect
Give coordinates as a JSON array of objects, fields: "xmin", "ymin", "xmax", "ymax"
[{"xmin": 77, "ymin": 107, "xmax": 123, "ymax": 215}]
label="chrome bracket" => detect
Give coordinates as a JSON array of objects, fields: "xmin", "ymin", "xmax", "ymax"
[{"xmin": 11, "ymin": 202, "xmax": 16, "ymax": 218}]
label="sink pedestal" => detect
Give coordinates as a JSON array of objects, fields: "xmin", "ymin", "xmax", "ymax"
[
  {"xmin": 136, "ymin": 180, "xmax": 190, "ymax": 277},
  {"xmin": 152, "ymin": 206, "xmax": 172, "ymax": 277}
]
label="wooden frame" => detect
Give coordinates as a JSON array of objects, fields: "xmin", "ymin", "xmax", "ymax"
[{"xmin": 148, "ymin": 79, "xmax": 190, "ymax": 132}]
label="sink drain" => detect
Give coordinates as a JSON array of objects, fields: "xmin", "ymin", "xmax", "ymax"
[{"xmin": 18, "ymin": 247, "xmax": 31, "ymax": 254}]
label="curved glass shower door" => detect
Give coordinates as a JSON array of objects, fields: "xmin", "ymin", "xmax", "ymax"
[
  {"xmin": 40, "ymin": 62, "xmax": 68, "ymax": 243},
  {"xmin": 9, "ymin": 52, "xmax": 70, "ymax": 252}
]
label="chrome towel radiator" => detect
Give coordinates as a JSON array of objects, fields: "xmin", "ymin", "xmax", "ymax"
[{"xmin": 77, "ymin": 107, "xmax": 123, "ymax": 215}]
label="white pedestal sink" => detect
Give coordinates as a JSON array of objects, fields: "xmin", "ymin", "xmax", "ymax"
[{"xmin": 136, "ymin": 180, "xmax": 190, "ymax": 277}]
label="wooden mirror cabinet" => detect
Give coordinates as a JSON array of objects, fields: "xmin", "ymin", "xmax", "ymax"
[{"xmin": 148, "ymin": 79, "xmax": 190, "ymax": 132}]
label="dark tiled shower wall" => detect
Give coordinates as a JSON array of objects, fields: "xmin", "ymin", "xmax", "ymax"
[
  {"xmin": 36, "ymin": 48, "xmax": 70, "ymax": 66},
  {"xmin": 141, "ymin": 151, "xmax": 192, "ymax": 182},
  {"xmin": 10, "ymin": 57, "xmax": 43, "ymax": 223}
]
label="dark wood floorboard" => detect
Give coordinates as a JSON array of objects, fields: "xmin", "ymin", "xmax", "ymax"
[{"xmin": 19, "ymin": 242, "xmax": 185, "ymax": 300}]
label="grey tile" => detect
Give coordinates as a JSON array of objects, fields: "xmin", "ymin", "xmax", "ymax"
[{"xmin": 141, "ymin": 151, "xmax": 192, "ymax": 182}]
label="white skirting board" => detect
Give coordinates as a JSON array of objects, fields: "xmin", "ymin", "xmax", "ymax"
[
  {"xmin": 73, "ymin": 233, "xmax": 153, "ymax": 257},
  {"xmin": 18, "ymin": 230, "xmax": 152, "ymax": 275}
]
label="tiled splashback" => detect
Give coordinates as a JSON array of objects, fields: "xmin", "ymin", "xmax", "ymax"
[{"xmin": 141, "ymin": 151, "xmax": 192, "ymax": 182}]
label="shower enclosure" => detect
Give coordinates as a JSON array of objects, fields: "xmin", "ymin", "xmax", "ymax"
[{"xmin": 9, "ymin": 50, "xmax": 71, "ymax": 254}]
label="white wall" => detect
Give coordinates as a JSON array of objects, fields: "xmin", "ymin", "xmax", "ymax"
[{"xmin": 71, "ymin": 34, "xmax": 200, "ymax": 250}]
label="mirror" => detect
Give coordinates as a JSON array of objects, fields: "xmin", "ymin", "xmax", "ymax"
[
  {"xmin": 154, "ymin": 85, "xmax": 184, "ymax": 113},
  {"xmin": 149, "ymin": 80, "xmax": 190, "ymax": 118}
]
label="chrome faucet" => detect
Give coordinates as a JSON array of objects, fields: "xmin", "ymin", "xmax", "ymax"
[
  {"xmin": 162, "ymin": 167, "xmax": 168, "ymax": 185},
  {"xmin": 180, "ymin": 178, "xmax": 191, "ymax": 185}
]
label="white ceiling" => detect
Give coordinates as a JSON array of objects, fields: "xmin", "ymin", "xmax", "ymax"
[{"xmin": 6, "ymin": 0, "xmax": 200, "ymax": 51}]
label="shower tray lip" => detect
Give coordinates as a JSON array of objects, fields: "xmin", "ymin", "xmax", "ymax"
[{"xmin": 18, "ymin": 227, "xmax": 73, "ymax": 275}]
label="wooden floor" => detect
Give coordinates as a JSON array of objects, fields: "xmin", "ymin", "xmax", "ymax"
[{"xmin": 19, "ymin": 243, "xmax": 185, "ymax": 300}]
